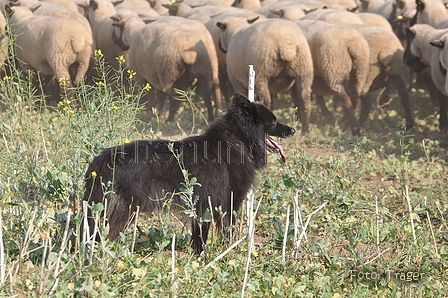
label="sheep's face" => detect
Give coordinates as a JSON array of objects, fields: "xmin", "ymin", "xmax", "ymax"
[{"xmin": 403, "ymin": 27, "xmax": 427, "ymax": 72}]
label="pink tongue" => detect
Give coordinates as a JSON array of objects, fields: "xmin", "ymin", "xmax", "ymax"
[{"xmin": 267, "ymin": 137, "xmax": 287, "ymax": 163}]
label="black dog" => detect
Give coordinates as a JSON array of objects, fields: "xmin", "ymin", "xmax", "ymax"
[{"xmin": 82, "ymin": 93, "xmax": 295, "ymax": 253}]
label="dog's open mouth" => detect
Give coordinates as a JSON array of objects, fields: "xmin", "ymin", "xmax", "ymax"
[{"xmin": 266, "ymin": 137, "xmax": 287, "ymax": 163}]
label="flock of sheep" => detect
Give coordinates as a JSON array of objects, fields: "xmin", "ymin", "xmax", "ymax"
[{"xmin": 0, "ymin": 0, "xmax": 447, "ymax": 134}]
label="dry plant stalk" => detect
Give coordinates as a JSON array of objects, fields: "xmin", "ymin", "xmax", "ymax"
[
  {"xmin": 282, "ymin": 205, "xmax": 290, "ymax": 262},
  {"xmin": 131, "ymin": 206, "xmax": 141, "ymax": 254}
]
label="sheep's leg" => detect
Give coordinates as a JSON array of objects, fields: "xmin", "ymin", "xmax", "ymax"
[
  {"xmin": 359, "ymin": 94, "xmax": 371, "ymax": 126},
  {"xmin": 315, "ymin": 95, "xmax": 336, "ymax": 124},
  {"xmin": 255, "ymin": 79, "xmax": 272, "ymax": 108},
  {"xmin": 391, "ymin": 76, "xmax": 413, "ymax": 130},
  {"xmin": 425, "ymin": 80, "xmax": 448, "ymax": 129},
  {"xmin": 438, "ymin": 96, "xmax": 448, "ymax": 129},
  {"xmin": 167, "ymin": 96, "xmax": 181, "ymax": 122},
  {"xmin": 336, "ymin": 91, "xmax": 360, "ymax": 136},
  {"xmin": 292, "ymin": 83, "xmax": 311, "ymax": 135}
]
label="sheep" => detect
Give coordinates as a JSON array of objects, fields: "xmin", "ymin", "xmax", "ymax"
[
  {"xmin": 405, "ymin": 24, "xmax": 448, "ymax": 128},
  {"xmin": 204, "ymin": 12, "xmax": 267, "ymax": 104},
  {"xmin": 413, "ymin": 0, "xmax": 448, "ymax": 29},
  {"xmin": 79, "ymin": 0, "xmax": 127, "ymax": 69},
  {"xmin": 296, "ymin": 20, "xmax": 370, "ymax": 135},
  {"xmin": 217, "ymin": 18, "xmax": 314, "ymax": 134},
  {"xmin": 0, "ymin": 12, "xmax": 7, "ymax": 74},
  {"xmin": 113, "ymin": 0, "xmax": 160, "ymax": 17},
  {"xmin": 112, "ymin": 15, "xmax": 222, "ymax": 121},
  {"xmin": 4, "ymin": 4, "xmax": 92, "ymax": 97},
  {"xmin": 255, "ymin": 1, "xmax": 317, "ymax": 21},
  {"xmin": 300, "ymin": 8, "xmax": 365, "ymax": 24},
  {"xmin": 349, "ymin": 24, "xmax": 413, "ymax": 130},
  {"xmin": 357, "ymin": 12, "xmax": 393, "ymax": 31},
  {"xmin": 181, "ymin": 6, "xmax": 251, "ymax": 22}
]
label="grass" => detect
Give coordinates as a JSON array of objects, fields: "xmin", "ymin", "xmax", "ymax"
[{"xmin": 0, "ymin": 53, "xmax": 447, "ymax": 297}]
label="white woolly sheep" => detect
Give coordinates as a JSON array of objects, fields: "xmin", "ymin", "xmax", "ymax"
[
  {"xmin": 300, "ymin": 8, "xmax": 365, "ymax": 24},
  {"xmin": 112, "ymin": 15, "xmax": 222, "ymax": 121},
  {"xmin": 0, "ymin": 12, "xmax": 7, "ymax": 74},
  {"xmin": 296, "ymin": 20, "xmax": 370, "ymax": 135},
  {"xmin": 79, "ymin": 0, "xmax": 128, "ymax": 69},
  {"xmin": 405, "ymin": 24, "xmax": 448, "ymax": 128},
  {"xmin": 4, "ymin": 4, "xmax": 92, "ymax": 93},
  {"xmin": 414, "ymin": 0, "xmax": 448, "ymax": 29},
  {"xmin": 350, "ymin": 24, "xmax": 413, "ymax": 130},
  {"xmin": 217, "ymin": 18, "xmax": 314, "ymax": 134},
  {"xmin": 204, "ymin": 12, "xmax": 266, "ymax": 104}
]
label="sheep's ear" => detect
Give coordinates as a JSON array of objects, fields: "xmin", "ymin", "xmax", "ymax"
[
  {"xmin": 110, "ymin": 14, "xmax": 121, "ymax": 22},
  {"xmin": 89, "ymin": 0, "xmax": 98, "ymax": 10},
  {"xmin": 270, "ymin": 9, "xmax": 284, "ymax": 17},
  {"xmin": 405, "ymin": 27, "xmax": 415, "ymax": 39},
  {"xmin": 29, "ymin": 3, "xmax": 41, "ymax": 13},
  {"xmin": 216, "ymin": 21, "xmax": 226, "ymax": 31},
  {"xmin": 142, "ymin": 17, "xmax": 157, "ymax": 24},
  {"xmin": 416, "ymin": 0, "xmax": 425, "ymax": 11},
  {"xmin": 247, "ymin": 16, "xmax": 259, "ymax": 24},
  {"xmin": 111, "ymin": 0, "xmax": 124, "ymax": 6},
  {"xmin": 4, "ymin": 5, "xmax": 13, "ymax": 17},
  {"xmin": 430, "ymin": 39, "xmax": 445, "ymax": 49}
]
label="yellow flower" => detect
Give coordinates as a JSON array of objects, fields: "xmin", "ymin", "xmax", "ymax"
[
  {"xmin": 3, "ymin": 75, "xmax": 11, "ymax": 81},
  {"xmin": 127, "ymin": 69, "xmax": 136, "ymax": 79},
  {"xmin": 144, "ymin": 83, "xmax": 152, "ymax": 92},
  {"xmin": 94, "ymin": 49, "xmax": 104, "ymax": 58},
  {"xmin": 109, "ymin": 104, "xmax": 118, "ymax": 113},
  {"xmin": 116, "ymin": 55, "xmax": 126, "ymax": 64},
  {"xmin": 58, "ymin": 77, "xmax": 70, "ymax": 87},
  {"xmin": 124, "ymin": 138, "xmax": 131, "ymax": 144},
  {"xmin": 91, "ymin": 171, "xmax": 97, "ymax": 178},
  {"xmin": 95, "ymin": 81, "xmax": 105, "ymax": 87}
]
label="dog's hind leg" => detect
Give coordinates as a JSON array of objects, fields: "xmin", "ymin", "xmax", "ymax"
[
  {"xmin": 192, "ymin": 219, "xmax": 211, "ymax": 254},
  {"xmin": 106, "ymin": 193, "xmax": 132, "ymax": 240}
]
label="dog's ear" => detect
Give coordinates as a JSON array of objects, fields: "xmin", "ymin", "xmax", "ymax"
[{"xmin": 232, "ymin": 93, "xmax": 254, "ymax": 114}]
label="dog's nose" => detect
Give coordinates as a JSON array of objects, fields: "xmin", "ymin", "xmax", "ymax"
[{"xmin": 291, "ymin": 128, "xmax": 296, "ymax": 135}]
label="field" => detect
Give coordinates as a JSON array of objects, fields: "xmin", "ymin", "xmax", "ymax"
[{"xmin": 0, "ymin": 55, "xmax": 447, "ymax": 297}]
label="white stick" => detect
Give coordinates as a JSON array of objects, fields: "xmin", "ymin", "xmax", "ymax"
[
  {"xmin": 204, "ymin": 234, "xmax": 247, "ymax": 270},
  {"xmin": 296, "ymin": 202, "xmax": 328, "ymax": 249},
  {"xmin": 248, "ymin": 65, "xmax": 255, "ymax": 103},
  {"xmin": 375, "ymin": 196, "xmax": 380, "ymax": 252},
  {"xmin": 171, "ymin": 233, "xmax": 176, "ymax": 285},
  {"xmin": 242, "ymin": 65, "xmax": 256, "ymax": 298},
  {"xmin": 0, "ymin": 205, "xmax": 4, "ymax": 285},
  {"xmin": 282, "ymin": 205, "xmax": 290, "ymax": 262},
  {"xmin": 404, "ymin": 185, "xmax": 416, "ymax": 245}
]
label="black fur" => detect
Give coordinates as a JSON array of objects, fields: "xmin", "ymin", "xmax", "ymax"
[{"xmin": 82, "ymin": 93, "xmax": 295, "ymax": 253}]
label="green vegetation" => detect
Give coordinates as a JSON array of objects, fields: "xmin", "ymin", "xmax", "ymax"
[{"xmin": 0, "ymin": 54, "xmax": 447, "ymax": 297}]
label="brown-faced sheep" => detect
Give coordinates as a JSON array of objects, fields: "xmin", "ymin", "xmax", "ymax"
[
  {"xmin": 204, "ymin": 12, "xmax": 267, "ymax": 104},
  {"xmin": 4, "ymin": 4, "xmax": 92, "ymax": 92},
  {"xmin": 112, "ymin": 15, "xmax": 221, "ymax": 121},
  {"xmin": 296, "ymin": 20, "xmax": 370, "ymax": 135},
  {"xmin": 217, "ymin": 18, "xmax": 314, "ymax": 134},
  {"xmin": 405, "ymin": 24, "xmax": 448, "ymax": 128}
]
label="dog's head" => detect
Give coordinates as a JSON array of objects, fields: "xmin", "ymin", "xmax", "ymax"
[{"xmin": 231, "ymin": 93, "xmax": 295, "ymax": 162}]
